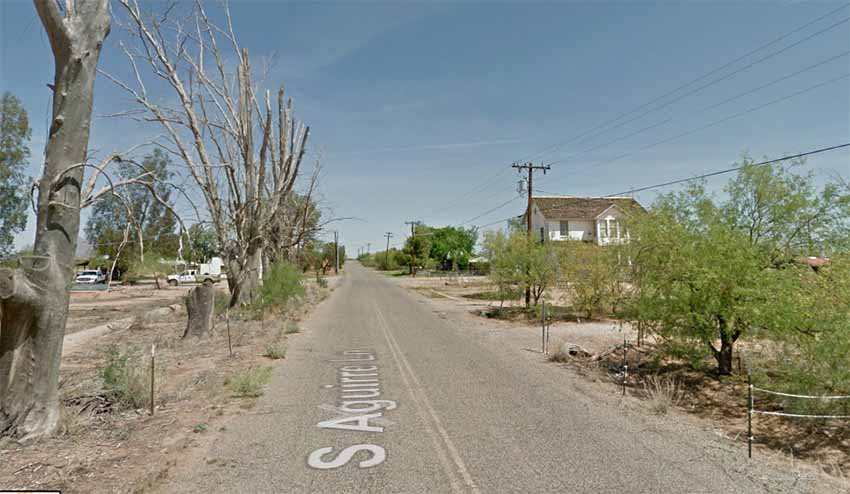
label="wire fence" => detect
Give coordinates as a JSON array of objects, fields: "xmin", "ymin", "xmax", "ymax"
[
  {"xmin": 414, "ymin": 269, "xmax": 487, "ymax": 278},
  {"xmin": 747, "ymin": 369, "xmax": 850, "ymax": 458}
]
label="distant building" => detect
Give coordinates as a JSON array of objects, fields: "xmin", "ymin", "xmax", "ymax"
[{"xmin": 524, "ymin": 196, "xmax": 646, "ymax": 245}]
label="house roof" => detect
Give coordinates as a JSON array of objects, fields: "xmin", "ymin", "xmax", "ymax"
[
  {"xmin": 800, "ymin": 256, "xmax": 829, "ymax": 268},
  {"xmin": 531, "ymin": 196, "xmax": 645, "ymax": 220}
]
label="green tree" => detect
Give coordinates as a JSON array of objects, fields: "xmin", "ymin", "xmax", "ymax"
[
  {"xmin": 506, "ymin": 216, "xmax": 525, "ymax": 234},
  {"xmin": 187, "ymin": 223, "xmax": 218, "ymax": 263},
  {"xmin": 428, "ymin": 226, "xmax": 477, "ymax": 270},
  {"xmin": 0, "ymin": 92, "xmax": 31, "ymax": 257},
  {"xmin": 625, "ymin": 157, "xmax": 850, "ymax": 375},
  {"xmin": 402, "ymin": 234, "xmax": 431, "ymax": 275},
  {"xmin": 762, "ymin": 255, "xmax": 850, "ymax": 406},
  {"xmin": 85, "ymin": 149, "xmax": 177, "ymax": 262},
  {"xmin": 319, "ymin": 241, "xmax": 346, "ymax": 273},
  {"xmin": 482, "ymin": 230, "xmax": 515, "ymax": 306},
  {"xmin": 557, "ymin": 241, "xmax": 621, "ymax": 320},
  {"xmin": 485, "ymin": 231, "xmax": 555, "ymax": 307}
]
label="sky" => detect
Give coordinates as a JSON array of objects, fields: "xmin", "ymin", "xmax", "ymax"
[{"xmin": 1, "ymin": 0, "xmax": 848, "ymax": 255}]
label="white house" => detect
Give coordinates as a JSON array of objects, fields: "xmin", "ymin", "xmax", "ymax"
[{"xmin": 524, "ymin": 196, "xmax": 645, "ymax": 245}]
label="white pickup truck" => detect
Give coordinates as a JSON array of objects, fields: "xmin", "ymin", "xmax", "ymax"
[
  {"xmin": 167, "ymin": 257, "xmax": 224, "ymax": 286},
  {"xmin": 166, "ymin": 268, "xmax": 220, "ymax": 286}
]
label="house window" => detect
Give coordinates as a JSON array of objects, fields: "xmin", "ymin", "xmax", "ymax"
[
  {"xmin": 600, "ymin": 218, "xmax": 620, "ymax": 240},
  {"xmin": 559, "ymin": 221, "xmax": 568, "ymax": 237}
]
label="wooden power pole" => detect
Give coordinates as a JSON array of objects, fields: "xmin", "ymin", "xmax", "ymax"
[
  {"xmin": 512, "ymin": 162, "xmax": 551, "ymax": 306},
  {"xmin": 404, "ymin": 220, "xmax": 420, "ymax": 277},
  {"xmin": 333, "ymin": 231, "xmax": 339, "ymax": 275},
  {"xmin": 384, "ymin": 232, "xmax": 393, "ymax": 269}
]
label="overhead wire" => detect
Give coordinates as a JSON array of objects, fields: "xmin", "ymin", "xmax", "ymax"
[
  {"xmin": 518, "ymin": 4, "xmax": 850, "ymax": 164},
  {"xmin": 546, "ymin": 50, "xmax": 849, "ymax": 167},
  {"xmin": 458, "ymin": 195, "xmax": 523, "ymax": 226},
  {"xmin": 555, "ymin": 72, "xmax": 849, "ymax": 173},
  {"xmin": 603, "ymin": 143, "xmax": 850, "ymax": 197}
]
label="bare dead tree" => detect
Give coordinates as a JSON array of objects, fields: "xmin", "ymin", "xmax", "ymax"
[
  {"xmin": 0, "ymin": 0, "xmax": 111, "ymax": 442},
  {"xmin": 106, "ymin": 0, "xmax": 318, "ymax": 307}
]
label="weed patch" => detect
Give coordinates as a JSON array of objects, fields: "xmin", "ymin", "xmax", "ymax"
[
  {"xmin": 98, "ymin": 345, "xmax": 150, "ymax": 410},
  {"xmin": 226, "ymin": 367, "xmax": 273, "ymax": 398},
  {"xmin": 283, "ymin": 321, "xmax": 300, "ymax": 334},
  {"xmin": 258, "ymin": 262, "xmax": 304, "ymax": 312},
  {"xmin": 264, "ymin": 340, "xmax": 287, "ymax": 360}
]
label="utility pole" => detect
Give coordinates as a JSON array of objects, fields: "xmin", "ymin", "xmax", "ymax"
[
  {"xmin": 404, "ymin": 220, "xmax": 420, "ymax": 277},
  {"xmin": 367, "ymin": 243, "xmax": 371, "ymax": 254},
  {"xmin": 512, "ymin": 162, "xmax": 551, "ymax": 306},
  {"xmin": 333, "ymin": 231, "xmax": 339, "ymax": 275},
  {"xmin": 384, "ymin": 232, "xmax": 393, "ymax": 269}
]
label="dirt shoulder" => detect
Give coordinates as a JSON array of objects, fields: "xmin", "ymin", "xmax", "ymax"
[
  {"xmin": 390, "ymin": 272, "xmax": 850, "ymax": 492},
  {"xmin": 66, "ymin": 284, "xmax": 194, "ymax": 335},
  {"xmin": 0, "ymin": 275, "xmax": 341, "ymax": 494}
]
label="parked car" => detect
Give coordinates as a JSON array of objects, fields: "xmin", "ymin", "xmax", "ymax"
[
  {"xmin": 75, "ymin": 269, "xmax": 105, "ymax": 284},
  {"xmin": 166, "ymin": 269, "xmax": 221, "ymax": 286}
]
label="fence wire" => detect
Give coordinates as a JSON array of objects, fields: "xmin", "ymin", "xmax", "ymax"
[
  {"xmin": 747, "ymin": 374, "xmax": 850, "ymax": 459},
  {"xmin": 751, "ymin": 386, "xmax": 850, "ymax": 401},
  {"xmin": 752, "ymin": 410, "xmax": 850, "ymax": 419}
]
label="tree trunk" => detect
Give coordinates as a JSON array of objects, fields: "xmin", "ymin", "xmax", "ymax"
[
  {"xmin": 226, "ymin": 245, "xmax": 263, "ymax": 308},
  {"xmin": 184, "ymin": 281, "xmax": 214, "ymax": 338},
  {"xmin": 0, "ymin": 0, "xmax": 110, "ymax": 442},
  {"xmin": 714, "ymin": 337, "xmax": 734, "ymax": 376},
  {"xmin": 712, "ymin": 318, "xmax": 739, "ymax": 376}
]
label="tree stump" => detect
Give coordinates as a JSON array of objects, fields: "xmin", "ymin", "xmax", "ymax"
[{"xmin": 184, "ymin": 281, "xmax": 214, "ymax": 338}]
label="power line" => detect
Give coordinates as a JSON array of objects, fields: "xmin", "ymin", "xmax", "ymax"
[
  {"xmin": 547, "ymin": 50, "xmax": 849, "ymax": 167},
  {"xmin": 604, "ymin": 143, "xmax": 850, "ymax": 198},
  {"xmin": 475, "ymin": 215, "xmax": 520, "ymax": 229},
  {"xmin": 517, "ymin": 4, "xmax": 849, "ymax": 164},
  {"xmin": 551, "ymin": 72, "xmax": 849, "ymax": 174},
  {"xmin": 459, "ymin": 195, "xmax": 522, "ymax": 226},
  {"xmin": 426, "ymin": 166, "xmax": 515, "ymax": 217},
  {"xmin": 544, "ymin": 15, "xmax": 850, "ymax": 163}
]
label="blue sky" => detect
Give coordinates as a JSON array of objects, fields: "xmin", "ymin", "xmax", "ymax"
[{"xmin": 1, "ymin": 0, "xmax": 848, "ymax": 254}]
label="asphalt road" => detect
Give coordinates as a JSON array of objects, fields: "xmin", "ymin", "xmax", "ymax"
[{"xmin": 163, "ymin": 263, "xmax": 828, "ymax": 494}]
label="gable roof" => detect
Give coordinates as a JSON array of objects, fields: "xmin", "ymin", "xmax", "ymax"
[{"xmin": 531, "ymin": 196, "xmax": 645, "ymax": 220}]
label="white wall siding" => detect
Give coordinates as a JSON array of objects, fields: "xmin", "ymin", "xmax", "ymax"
[
  {"xmin": 530, "ymin": 204, "xmax": 548, "ymax": 242},
  {"xmin": 547, "ymin": 219, "xmax": 593, "ymax": 241}
]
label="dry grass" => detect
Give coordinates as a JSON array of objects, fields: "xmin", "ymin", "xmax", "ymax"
[
  {"xmin": 548, "ymin": 338, "xmax": 571, "ymax": 363},
  {"xmin": 56, "ymin": 404, "xmax": 88, "ymax": 437},
  {"xmin": 643, "ymin": 375, "xmax": 683, "ymax": 415}
]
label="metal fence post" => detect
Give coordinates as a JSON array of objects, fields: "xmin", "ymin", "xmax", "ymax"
[
  {"xmin": 150, "ymin": 343, "xmax": 156, "ymax": 416},
  {"xmin": 226, "ymin": 308, "xmax": 233, "ymax": 357},
  {"xmin": 541, "ymin": 300, "xmax": 546, "ymax": 354},
  {"xmin": 747, "ymin": 368, "xmax": 753, "ymax": 459},
  {"xmin": 622, "ymin": 337, "xmax": 628, "ymax": 396}
]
